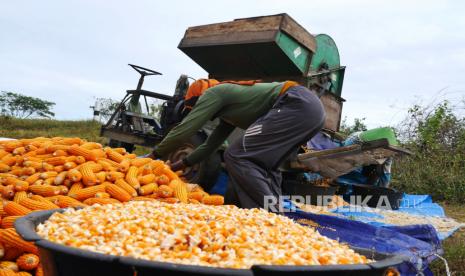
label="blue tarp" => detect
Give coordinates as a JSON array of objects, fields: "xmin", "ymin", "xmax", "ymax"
[
  {"xmin": 284, "ymin": 201, "xmax": 441, "ymax": 276},
  {"xmin": 331, "ymin": 194, "xmax": 461, "ymax": 240}
]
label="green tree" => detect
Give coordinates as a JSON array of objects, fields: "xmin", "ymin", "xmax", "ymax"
[
  {"xmin": 339, "ymin": 117, "xmax": 367, "ymax": 136},
  {"xmin": 0, "ymin": 91, "xmax": 55, "ymax": 118}
]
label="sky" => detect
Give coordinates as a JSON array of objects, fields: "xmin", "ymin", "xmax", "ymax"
[{"xmin": 1, "ymin": 0, "xmax": 464, "ymax": 128}]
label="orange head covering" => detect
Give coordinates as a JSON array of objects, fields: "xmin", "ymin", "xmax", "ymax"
[
  {"xmin": 184, "ymin": 79, "xmax": 219, "ymax": 109},
  {"xmin": 183, "ymin": 79, "xmax": 266, "ymax": 109}
]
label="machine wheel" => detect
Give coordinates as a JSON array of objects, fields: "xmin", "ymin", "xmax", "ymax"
[
  {"xmin": 108, "ymin": 139, "xmax": 135, "ymax": 153},
  {"xmin": 167, "ymin": 134, "xmax": 221, "ymax": 192}
]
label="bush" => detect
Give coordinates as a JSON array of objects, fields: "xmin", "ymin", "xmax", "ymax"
[{"xmin": 391, "ymin": 101, "xmax": 465, "ymax": 203}]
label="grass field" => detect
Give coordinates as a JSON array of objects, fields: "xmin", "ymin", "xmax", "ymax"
[{"xmin": 1, "ymin": 117, "xmax": 464, "ymax": 274}]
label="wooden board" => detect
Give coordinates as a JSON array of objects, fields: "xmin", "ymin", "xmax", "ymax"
[{"xmin": 180, "ymin": 13, "xmax": 316, "ymax": 52}]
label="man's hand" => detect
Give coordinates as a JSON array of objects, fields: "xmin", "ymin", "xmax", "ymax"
[{"xmin": 168, "ymin": 159, "xmax": 187, "ymax": 172}]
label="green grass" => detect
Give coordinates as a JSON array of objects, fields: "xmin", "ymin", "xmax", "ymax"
[
  {"xmin": 430, "ymin": 204, "xmax": 465, "ymax": 275},
  {"xmin": 0, "ymin": 117, "xmax": 104, "ymax": 143}
]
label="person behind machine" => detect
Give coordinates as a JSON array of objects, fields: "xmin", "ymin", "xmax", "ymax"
[{"xmin": 151, "ymin": 79, "xmax": 326, "ymax": 209}]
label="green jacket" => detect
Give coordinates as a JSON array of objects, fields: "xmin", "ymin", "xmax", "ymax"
[{"xmin": 155, "ymin": 82, "xmax": 284, "ymax": 164}]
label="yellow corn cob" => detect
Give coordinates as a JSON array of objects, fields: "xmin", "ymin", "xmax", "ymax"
[
  {"xmin": 75, "ymin": 156, "xmax": 86, "ymax": 164},
  {"xmin": 30, "ymin": 194, "xmax": 54, "ymax": 204},
  {"xmin": 140, "ymin": 164, "xmax": 153, "ymax": 175},
  {"xmin": 56, "ymin": 185, "xmax": 69, "ymax": 195},
  {"xmin": 41, "ymin": 162, "xmax": 55, "ymax": 172},
  {"xmin": 1, "ymin": 186, "xmax": 15, "ymax": 199},
  {"xmin": 13, "ymin": 191, "xmax": 28, "ymax": 204},
  {"xmin": 112, "ymin": 148, "xmax": 126, "ymax": 154},
  {"xmin": 24, "ymin": 173, "xmax": 41, "ymax": 184},
  {"xmin": 131, "ymin": 158, "xmax": 152, "ymax": 167},
  {"xmin": 22, "ymin": 161, "xmax": 42, "ymax": 170},
  {"xmin": 118, "ymin": 159, "xmax": 130, "ymax": 172},
  {"xmin": 106, "ymin": 184, "xmax": 132, "ymax": 202},
  {"xmin": 91, "ymin": 149, "xmax": 106, "ymax": 159},
  {"xmin": 68, "ymin": 182, "xmax": 83, "ymax": 194},
  {"xmin": 171, "ymin": 180, "xmax": 188, "ymax": 203},
  {"xmin": 12, "ymin": 146, "xmax": 26, "ymax": 156},
  {"xmin": 39, "ymin": 171, "xmax": 57, "ymax": 179},
  {"xmin": 163, "ymin": 166, "xmax": 180, "ymax": 181},
  {"xmin": 14, "ymin": 180, "xmax": 29, "ymax": 192},
  {"xmin": 50, "ymin": 195, "xmax": 87, "ymax": 208},
  {"xmin": 151, "ymin": 160, "xmax": 166, "ymax": 175},
  {"xmin": 0, "ymin": 163, "xmax": 10, "ymax": 173},
  {"xmin": 45, "ymin": 156, "xmax": 66, "ymax": 166},
  {"xmin": 188, "ymin": 191, "xmax": 205, "ymax": 202},
  {"xmin": 2, "ymin": 141, "xmax": 22, "ymax": 152},
  {"xmin": 45, "ymin": 144, "xmax": 70, "ymax": 154},
  {"xmin": 0, "ymin": 261, "xmax": 18, "ymax": 272},
  {"xmin": 8, "ymin": 168, "xmax": 22, "ymax": 176},
  {"xmin": 88, "ymin": 162, "xmax": 103, "ymax": 173},
  {"xmin": 53, "ymin": 171, "xmax": 68, "ymax": 185},
  {"xmin": 138, "ymin": 183, "xmax": 158, "ymax": 196},
  {"xmin": 1, "ymin": 154, "xmax": 16, "ymax": 167},
  {"xmin": 83, "ymin": 198, "xmax": 120, "ymax": 205},
  {"xmin": 19, "ymin": 198, "xmax": 59, "ymax": 210},
  {"xmin": 115, "ymin": 179, "xmax": 138, "ymax": 197},
  {"xmin": 16, "ymin": 272, "xmax": 33, "ymax": 276},
  {"xmin": 43, "ymin": 177, "xmax": 55, "ymax": 186},
  {"xmin": 53, "ymin": 165, "xmax": 64, "ymax": 172},
  {"xmin": 29, "ymin": 185, "xmax": 61, "ymax": 197},
  {"xmin": 125, "ymin": 166, "xmax": 140, "ymax": 189},
  {"xmin": 98, "ymin": 158, "xmax": 120, "ymax": 168},
  {"xmin": 60, "ymin": 137, "xmax": 83, "ymax": 145},
  {"xmin": 3, "ymin": 202, "xmax": 32, "ymax": 216},
  {"xmin": 80, "ymin": 142, "xmax": 102, "ymax": 150},
  {"xmin": 0, "ymin": 205, "xmax": 6, "ymax": 217},
  {"xmin": 21, "ymin": 167, "xmax": 36, "ymax": 176},
  {"xmin": 95, "ymin": 171, "xmax": 107, "ymax": 184},
  {"xmin": 97, "ymin": 160, "xmax": 115, "ymax": 172},
  {"xmin": 0, "ymin": 268, "xmax": 16, "ymax": 276},
  {"xmin": 16, "ymin": 253, "xmax": 40, "ymax": 270},
  {"xmin": 156, "ymin": 174, "xmax": 170, "ymax": 186},
  {"xmin": 1, "ymin": 216, "xmax": 20, "ymax": 229},
  {"xmin": 63, "ymin": 161, "xmax": 77, "ymax": 170},
  {"xmin": 67, "ymin": 169, "xmax": 82, "ymax": 182},
  {"xmin": 104, "ymin": 148, "xmax": 125, "ymax": 163},
  {"xmin": 70, "ymin": 184, "xmax": 107, "ymax": 201},
  {"xmin": 139, "ymin": 174, "xmax": 156, "ymax": 185},
  {"xmin": 52, "ymin": 149, "xmax": 68, "ymax": 157},
  {"xmin": 32, "ymin": 179, "xmax": 44, "ymax": 186},
  {"xmin": 0, "ymin": 149, "xmax": 9, "ymax": 159},
  {"xmin": 95, "ymin": 192, "xmax": 110, "ymax": 199},
  {"xmin": 106, "ymin": 171, "xmax": 125, "ymax": 182},
  {"xmin": 79, "ymin": 163, "xmax": 97, "ymax": 186},
  {"xmin": 202, "ymin": 195, "xmax": 224, "ymax": 206},
  {"xmin": 157, "ymin": 185, "xmax": 173, "ymax": 198},
  {"xmin": 68, "ymin": 145, "xmax": 97, "ymax": 161},
  {"xmin": 125, "ymin": 153, "xmax": 137, "ymax": 159},
  {"xmin": 0, "ymin": 229, "xmax": 38, "ymax": 254}
]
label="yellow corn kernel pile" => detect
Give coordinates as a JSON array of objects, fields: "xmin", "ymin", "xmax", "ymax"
[
  {"xmin": 37, "ymin": 201, "xmax": 369, "ymax": 269},
  {"xmin": 0, "ymin": 137, "xmax": 224, "ymax": 274}
]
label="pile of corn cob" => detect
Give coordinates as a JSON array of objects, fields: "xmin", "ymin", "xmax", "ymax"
[
  {"xmin": 0, "ymin": 137, "xmax": 224, "ymax": 275},
  {"xmin": 37, "ymin": 201, "xmax": 370, "ymax": 269}
]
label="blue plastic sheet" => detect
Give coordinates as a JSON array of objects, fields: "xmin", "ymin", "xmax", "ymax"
[{"xmin": 283, "ymin": 202, "xmax": 441, "ymax": 276}]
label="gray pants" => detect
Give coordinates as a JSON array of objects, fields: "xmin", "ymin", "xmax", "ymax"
[{"xmin": 224, "ymin": 86, "xmax": 326, "ymax": 209}]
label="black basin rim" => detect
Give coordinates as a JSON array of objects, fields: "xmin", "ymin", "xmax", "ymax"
[{"xmin": 15, "ymin": 208, "xmax": 405, "ymax": 273}]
